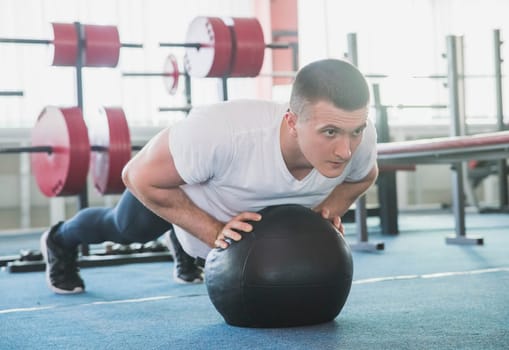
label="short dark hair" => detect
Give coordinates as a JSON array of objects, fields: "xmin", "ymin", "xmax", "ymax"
[{"xmin": 289, "ymin": 59, "xmax": 370, "ymax": 117}]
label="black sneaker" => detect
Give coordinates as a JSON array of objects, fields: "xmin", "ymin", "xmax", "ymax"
[
  {"xmin": 40, "ymin": 222, "xmax": 85, "ymax": 294},
  {"xmin": 165, "ymin": 230, "xmax": 203, "ymax": 284}
]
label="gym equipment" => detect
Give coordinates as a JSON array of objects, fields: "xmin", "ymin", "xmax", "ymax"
[
  {"xmin": 205, "ymin": 204, "xmax": 353, "ymax": 328},
  {"xmin": 0, "ymin": 22, "xmax": 142, "ymax": 67},
  {"xmin": 122, "ymin": 54, "xmax": 182, "ymax": 95},
  {"xmin": 492, "ymin": 29, "xmax": 508, "ymax": 208},
  {"xmin": 160, "ymin": 16, "xmax": 294, "ymax": 78},
  {"xmin": 178, "ymin": 16, "xmax": 233, "ymax": 78},
  {"xmin": 158, "ymin": 106, "xmax": 192, "ymax": 113},
  {"xmin": 122, "ymin": 58, "xmax": 301, "ymax": 109},
  {"xmin": 0, "ymin": 106, "xmax": 141, "ymax": 196},
  {"xmin": 4, "ymin": 245, "xmax": 173, "ymax": 273},
  {"xmin": 347, "ymin": 30, "xmax": 508, "ymax": 250},
  {"xmin": 382, "ymin": 104, "xmax": 447, "ymax": 109},
  {"xmin": 88, "ymin": 107, "xmax": 133, "ymax": 195},
  {"xmin": 344, "ymin": 33, "xmax": 385, "ymax": 252},
  {"xmin": 225, "ymin": 17, "xmax": 265, "ymax": 77},
  {"xmin": 377, "ymin": 131, "xmax": 509, "ymax": 165},
  {"xmin": 0, "ymin": 24, "xmax": 139, "ymax": 255},
  {"xmin": 30, "ymin": 106, "xmax": 91, "ymax": 197},
  {"xmin": 122, "ymin": 54, "xmax": 193, "ymax": 111},
  {"xmin": 377, "ymin": 130, "xmax": 509, "ymax": 246},
  {"xmin": 0, "ymin": 90, "xmax": 23, "ymax": 96}
]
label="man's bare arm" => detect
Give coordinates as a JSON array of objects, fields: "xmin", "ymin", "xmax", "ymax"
[
  {"xmin": 122, "ymin": 128, "xmax": 259, "ymax": 248},
  {"xmin": 314, "ymin": 164, "xmax": 379, "ymax": 227}
]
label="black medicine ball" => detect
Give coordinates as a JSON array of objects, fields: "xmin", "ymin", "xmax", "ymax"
[{"xmin": 205, "ymin": 204, "xmax": 354, "ymax": 328}]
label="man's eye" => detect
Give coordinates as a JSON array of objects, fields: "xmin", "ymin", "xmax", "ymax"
[
  {"xmin": 352, "ymin": 127, "xmax": 365, "ymax": 137},
  {"xmin": 324, "ymin": 129, "xmax": 337, "ymax": 136}
]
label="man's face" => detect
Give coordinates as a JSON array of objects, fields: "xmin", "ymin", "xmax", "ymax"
[{"xmin": 294, "ymin": 100, "xmax": 369, "ymax": 178}]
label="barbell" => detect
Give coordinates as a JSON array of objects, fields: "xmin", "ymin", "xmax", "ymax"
[
  {"xmin": 159, "ymin": 16, "xmax": 295, "ymax": 78},
  {"xmin": 0, "ymin": 106, "xmax": 142, "ymax": 197},
  {"xmin": 122, "ymin": 54, "xmax": 182, "ymax": 95},
  {"xmin": 0, "ymin": 22, "xmax": 142, "ymax": 67},
  {"xmin": 122, "ymin": 54, "xmax": 299, "ymax": 97}
]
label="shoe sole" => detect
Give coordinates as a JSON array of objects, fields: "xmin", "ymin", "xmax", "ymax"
[
  {"xmin": 40, "ymin": 230, "xmax": 84, "ymax": 295},
  {"xmin": 173, "ymin": 268, "xmax": 204, "ymax": 284}
]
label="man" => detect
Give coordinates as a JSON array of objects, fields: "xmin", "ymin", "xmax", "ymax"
[{"xmin": 41, "ymin": 58, "xmax": 378, "ymax": 294}]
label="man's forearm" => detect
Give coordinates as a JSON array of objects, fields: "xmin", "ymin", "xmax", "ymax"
[
  {"xmin": 329, "ymin": 180, "xmax": 373, "ymax": 216},
  {"xmin": 316, "ymin": 166, "xmax": 378, "ymax": 217},
  {"xmin": 131, "ymin": 185, "xmax": 223, "ymax": 248}
]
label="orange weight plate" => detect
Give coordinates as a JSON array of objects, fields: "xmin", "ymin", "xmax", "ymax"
[
  {"xmin": 89, "ymin": 107, "xmax": 132, "ymax": 194},
  {"xmin": 31, "ymin": 107, "xmax": 90, "ymax": 197},
  {"xmin": 184, "ymin": 16, "xmax": 232, "ymax": 77},
  {"xmin": 51, "ymin": 23, "xmax": 78, "ymax": 66},
  {"xmin": 83, "ymin": 24, "xmax": 121, "ymax": 67},
  {"xmin": 227, "ymin": 17, "xmax": 265, "ymax": 77}
]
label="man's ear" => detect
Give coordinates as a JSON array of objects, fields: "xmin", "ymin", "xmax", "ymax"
[{"xmin": 285, "ymin": 111, "xmax": 298, "ymax": 136}]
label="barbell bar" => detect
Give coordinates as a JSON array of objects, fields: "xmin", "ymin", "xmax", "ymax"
[
  {"xmin": 412, "ymin": 74, "xmax": 506, "ymax": 79},
  {"xmin": 0, "ymin": 142, "xmax": 141, "ymax": 155},
  {"xmin": 1, "ymin": 106, "xmax": 142, "ymax": 197},
  {"xmin": 124, "ymin": 56, "xmax": 297, "ymax": 93},
  {"xmin": 158, "ymin": 106, "xmax": 192, "ymax": 113},
  {"xmin": 381, "ymin": 104, "xmax": 448, "ymax": 109},
  {"xmin": 0, "ymin": 90, "xmax": 23, "ymax": 96},
  {"xmin": 258, "ymin": 71, "xmax": 389, "ymax": 79},
  {"xmin": 0, "ymin": 22, "xmax": 142, "ymax": 67}
]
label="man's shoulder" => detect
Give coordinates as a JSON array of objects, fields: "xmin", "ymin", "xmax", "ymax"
[{"xmin": 188, "ymin": 99, "xmax": 287, "ymax": 130}]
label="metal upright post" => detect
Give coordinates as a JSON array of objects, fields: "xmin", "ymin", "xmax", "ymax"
[
  {"xmin": 290, "ymin": 42, "xmax": 299, "ymax": 72},
  {"xmin": 493, "ymin": 29, "xmax": 508, "ymax": 208},
  {"xmin": 184, "ymin": 73, "xmax": 192, "ymax": 110},
  {"xmin": 346, "ymin": 33, "xmax": 358, "ymax": 69},
  {"xmin": 74, "ymin": 22, "xmax": 90, "ymax": 255},
  {"xmin": 445, "ymin": 35, "xmax": 483, "ymax": 245},
  {"xmin": 219, "ymin": 77, "xmax": 229, "ymax": 101},
  {"xmin": 347, "ymin": 33, "xmax": 384, "ymax": 251},
  {"xmin": 373, "ymin": 84, "xmax": 399, "ymax": 235}
]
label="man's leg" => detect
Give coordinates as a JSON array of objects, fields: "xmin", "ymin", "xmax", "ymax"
[{"xmin": 41, "ymin": 190, "xmax": 202, "ymax": 294}]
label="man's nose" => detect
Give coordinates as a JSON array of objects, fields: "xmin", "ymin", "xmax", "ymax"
[{"xmin": 334, "ymin": 136, "xmax": 352, "ymax": 160}]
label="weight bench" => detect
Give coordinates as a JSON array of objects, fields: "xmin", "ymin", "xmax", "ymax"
[{"xmin": 352, "ymin": 131, "xmax": 509, "ymax": 250}]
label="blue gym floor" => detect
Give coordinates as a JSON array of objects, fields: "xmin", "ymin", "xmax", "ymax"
[{"xmin": 1, "ymin": 210, "xmax": 508, "ymax": 350}]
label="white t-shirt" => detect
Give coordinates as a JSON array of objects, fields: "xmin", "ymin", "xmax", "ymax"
[{"xmin": 169, "ymin": 99, "xmax": 377, "ymax": 258}]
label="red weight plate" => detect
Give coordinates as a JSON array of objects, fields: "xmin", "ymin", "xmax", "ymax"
[
  {"xmin": 163, "ymin": 54, "xmax": 179, "ymax": 95},
  {"xmin": 184, "ymin": 16, "xmax": 232, "ymax": 77},
  {"xmin": 51, "ymin": 23, "xmax": 78, "ymax": 66},
  {"xmin": 31, "ymin": 107, "xmax": 90, "ymax": 197},
  {"xmin": 227, "ymin": 17, "xmax": 265, "ymax": 77},
  {"xmin": 83, "ymin": 24, "xmax": 121, "ymax": 67},
  {"xmin": 89, "ymin": 107, "xmax": 132, "ymax": 194}
]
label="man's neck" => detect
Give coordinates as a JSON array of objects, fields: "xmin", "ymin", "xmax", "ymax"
[{"xmin": 279, "ymin": 119, "xmax": 313, "ymax": 181}]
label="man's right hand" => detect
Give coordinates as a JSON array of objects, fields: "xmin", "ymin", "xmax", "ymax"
[{"xmin": 214, "ymin": 212, "xmax": 262, "ymax": 249}]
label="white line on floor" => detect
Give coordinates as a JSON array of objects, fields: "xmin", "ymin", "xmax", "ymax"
[
  {"xmin": 0, "ymin": 305, "xmax": 56, "ymax": 314},
  {"xmin": 90, "ymin": 295, "xmax": 176, "ymax": 305},
  {"xmin": 353, "ymin": 266, "xmax": 509, "ymax": 285}
]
